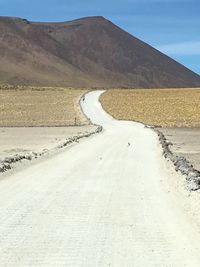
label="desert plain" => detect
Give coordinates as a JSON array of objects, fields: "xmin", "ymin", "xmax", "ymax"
[
  {"xmin": 0, "ymin": 85, "xmax": 98, "ymax": 169},
  {"xmin": 100, "ymin": 88, "xmax": 200, "ymax": 173},
  {"xmin": 1, "ymin": 87, "xmax": 200, "ymax": 265},
  {"xmin": 1, "ymin": 13, "xmax": 200, "ymax": 266},
  {"xmin": 1, "ymin": 86, "xmax": 200, "ymax": 174}
]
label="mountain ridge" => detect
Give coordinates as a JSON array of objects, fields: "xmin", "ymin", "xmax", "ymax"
[{"xmin": 0, "ymin": 16, "xmax": 200, "ymax": 88}]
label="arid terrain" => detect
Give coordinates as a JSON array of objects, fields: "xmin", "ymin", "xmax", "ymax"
[
  {"xmin": 1, "ymin": 91, "xmax": 200, "ymax": 266},
  {"xmin": 0, "ymin": 85, "xmax": 88, "ymax": 126},
  {"xmin": 0, "ymin": 85, "xmax": 97, "ymax": 172},
  {"xmin": 0, "ymin": 16, "xmax": 200, "ymax": 88},
  {"xmin": 160, "ymin": 127, "xmax": 200, "ymax": 171},
  {"xmin": 100, "ymin": 88, "xmax": 200, "ymax": 127},
  {"xmin": 0, "ymin": 125, "xmax": 97, "ymax": 160},
  {"xmin": 100, "ymin": 88, "xmax": 200, "ymax": 177},
  {"xmin": 0, "ymin": 8, "xmax": 200, "ymax": 266}
]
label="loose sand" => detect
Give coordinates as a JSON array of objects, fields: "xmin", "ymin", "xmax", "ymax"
[
  {"xmin": 159, "ymin": 127, "xmax": 200, "ymax": 171},
  {"xmin": 0, "ymin": 125, "xmax": 97, "ymax": 161}
]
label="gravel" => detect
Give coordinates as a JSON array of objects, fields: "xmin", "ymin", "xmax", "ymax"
[{"xmin": 156, "ymin": 129, "xmax": 200, "ymax": 191}]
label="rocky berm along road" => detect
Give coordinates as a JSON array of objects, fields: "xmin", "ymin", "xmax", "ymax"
[{"xmin": 0, "ymin": 91, "xmax": 200, "ymax": 266}]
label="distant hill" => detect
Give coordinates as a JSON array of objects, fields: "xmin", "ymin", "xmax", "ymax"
[{"xmin": 0, "ymin": 16, "xmax": 200, "ymax": 88}]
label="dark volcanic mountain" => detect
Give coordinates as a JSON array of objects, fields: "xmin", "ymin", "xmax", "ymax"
[{"xmin": 0, "ymin": 16, "xmax": 200, "ymax": 88}]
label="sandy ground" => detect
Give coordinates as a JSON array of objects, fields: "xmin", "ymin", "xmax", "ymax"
[
  {"xmin": 0, "ymin": 126, "xmax": 96, "ymax": 160},
  {"xmin": 100, "ymin": 88, "xmax": 200, "ymax": 127},
  {"xmin": 1, "ymin": 91, "xmax": 200, "ymax": 266},
  {"xmin": 160, "ymin": 128, "xmax": 200, "ymax": 171},
  {"xmin": 0, "ymin": 88, "xmax": 88, "ymax": 126}
]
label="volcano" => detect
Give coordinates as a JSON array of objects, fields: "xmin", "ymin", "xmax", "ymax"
[{"xmin": 0, "ymin": 16, "xmax": 199, "ymax": 88}]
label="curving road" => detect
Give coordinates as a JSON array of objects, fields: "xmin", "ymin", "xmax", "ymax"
[{"xmin": 0, "ymin": 90, "xmax": 200, "ymax": 266}]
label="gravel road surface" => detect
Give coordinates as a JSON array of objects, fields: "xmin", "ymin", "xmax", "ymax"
[{"xmin": 0, "ymin": 91, "xmax": 200, "ymax": 266}]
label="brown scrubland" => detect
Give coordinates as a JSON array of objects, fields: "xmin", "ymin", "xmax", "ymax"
[
  {"xmin": 100, "ymin": 88, "xmax": 200, "ymax": 127},
  {"xmin": 0, "ymin": 85, "xmax": 88, "ymax": 126}
]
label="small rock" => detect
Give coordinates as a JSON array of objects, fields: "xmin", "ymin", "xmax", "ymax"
[{"xmin": 187, "ymin": 180, "xmax": 200, "ymax": 191}]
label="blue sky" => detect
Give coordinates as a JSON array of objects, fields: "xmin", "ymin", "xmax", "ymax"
[{"xmin": 0, "ymin": 0, "xmax": 199, "ymax": 74}]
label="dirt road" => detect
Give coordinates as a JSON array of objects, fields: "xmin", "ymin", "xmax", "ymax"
[{"xmin": 0, "ymin": 91, "xmax": 200, "ymax": 266}]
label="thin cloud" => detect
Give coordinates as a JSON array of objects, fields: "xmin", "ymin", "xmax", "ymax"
[{"xmin": 156, "ymin": 41, "xmax": 200, "ymax": 55}]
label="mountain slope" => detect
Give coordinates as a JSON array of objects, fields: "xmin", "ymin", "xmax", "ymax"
[{"xmin": 0, "ymin": 16, "xmax": 200, "ymax": 88}]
